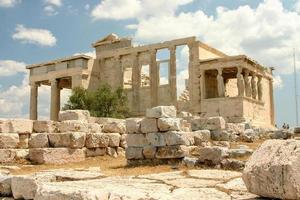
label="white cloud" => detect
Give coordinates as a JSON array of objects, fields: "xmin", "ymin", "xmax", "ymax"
[
  {"xmin": 91, "ymin": 0, "xmax": 193, "ymax": 20},
  {"xmin": 44, "ymin": 5, "xmax": 58, "ymax": 16},
  {"xmin": 43, "ymin": 0, "xmax": 62, "ymax": 16},
  {"xmin": 12, "ymin": 24, "xmax": 57, "ymax": 47},
  {"xmin": 0, "ymin": 60, "xmax": 27, "ymax": 76},
  {"xmin": 273, "ymin": 75, "xmax": 283, "ymax": 89},
  {"xmin": 45, "ymin": 0, "xmax": 61, "ymax": 7},
  {"xmin": 0, "ymin": 0, "xmax": 20, "ymax": 7},
  {"xmin": 295, "ymin": 0, "xmax": 300, "ymax": 12}
]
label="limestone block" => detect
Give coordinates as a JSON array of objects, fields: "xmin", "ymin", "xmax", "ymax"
[
  {"xmin": 106, "ymin": 147, "xmax": 118, "ymax": 158},
  {"xmin": 117, "ymin": 147, "xmax": 125, "ymax": 157},
  {"xmin": 17, "ymin": 133, "xmax": 29, "ymax": 149},
  {"xmin": 221, "ymin": 159, "xmax": 245, "ymax": 171},
  {"xmin": 182, "ymin": 157, "xmax": 198, "ymax": 168},
  {"xmin": 211, "ymin": 141, "xmax": 230, "ymax": 148},
  {"xmin": 146, "ymin": 106, "xmax": 177, "ymax": 118},
  {"xmin": 9, "ymin": 119, "xmax": 33, "ymax": 134},
  {"xmin": 157, "ymin": 118, "xmax": 181, "ymax": 132},
  {"xmin": 85, "ymin": 133, "xmax": 109, "ymax": 148},
  {"xmin": 57, "ymin": 120, "xmax": 89, "ymax": 133},
  {"xmin": 143, "ymin": 146, "xmax": 157, "ymax": 159},
  {"xmin": 156, "ymin": 145, "xmax": 188, "ymax": 159},
  {"xmin": 193, "ymin": 146, "xmax": 229, "ymax": 165},
  {"xmin": 242, "ymin": 139, "xmax": 300, "ymax": 200},
  {"xmin": 28, "ymin": 133, "xmax": 49, "ymax": 148},
  {"xmin": 239, "ymin": 129, "xmax": 258, "ymax": 142},
  {"xmin": 228, "ymin": 148, "xmax": 253, "ymax": 158},
  {"xmin": 193, "ymin": 130, "xmax": 211, "ymax": 145},
  {"xmin": 211, "ymin": 130, "xmax": 231, "ymax": 141},
  {"xmin": 180, "ymin": 119, "xmax": 192, "ymax": 132},
  {"xmin": 120, "ymin": 134, "xmax": 127, "ymax": 148},
  {"xmin": 85, "ymin": 148, "xmax": 106, "ymax": 157},
  {"xmin": 146, "ymin": 132, "xmax": 166, "ymax": 147},
  {"xmin": 191, "ymin": 117, "xmax": 225, "ymax": 131},
  {"xmin": 225, "ymin": 123, "xmax": 245, "ymax": 134},
  {"xmin": 125, "ymin": 118, "xmax": 142, "ymax": 134},
  {"xmin": 0, "ymin": 175, "xmax": 11, "ymax": 197},
  {"xmin": 164, "ymin": 131, "xmax": 194, "ymax": 146},
  {"xmin": 107, "ymin": 133, "xmax": 121, "ymax": 147},
  {"xmin": 270, "ymin": 130, "xmax": 293, "ymax": 139},
  {"xmin": 140, "ymin": 118, "xmax": 158, "ymax": 133},
  {"xmin": 126, "ymin": 147, "xmax": 144, "ymax": 160},
  {"xmin": 102, "ymin": 119, "xmax": 126, "ymax": 134},
  {"xmin": 29, "ymin": 148, "xmax": 85, "ymax": 164},
  {"xmin": 15, "ymin": 149, "xmax": 29, "ymax": 160},
  {"xmin": 0, "ymin": 120, "xmax": 11, "ymax": 133},
  {"xmin": 58, "ymin": 110, "xmax": 90, "ymax": 122},
  {"xmin": 88, "ymin": 123, "xmax": 102, "ymax": 133},
  {"xmin": 0, "ymin": 150, "xmax": 16, "ymax": 163},
  {"xmin": 126, "ymin": 134, "xmax": 147, "ymax": 147},
  {"xmin": 48, "ymin": 132, "xmax": 86, "ymax": 148},
  {"xmin": 178, "ymin": 111, "xmax": 192, "ymax": 118},
  {"xmin": 0, "ymin": 134, "xmax": 19, "ymax": 149},
  {"xmin": 33, "ymin": 121, "xmax": 57, "ymax": 133}
]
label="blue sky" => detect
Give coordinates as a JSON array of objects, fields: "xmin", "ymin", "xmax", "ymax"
[{"xmin": 0, "ymin": 0, "xmax": 299, "ymax": 127}]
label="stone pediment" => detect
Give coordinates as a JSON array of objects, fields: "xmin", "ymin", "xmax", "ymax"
[{"xmin": 92, "ymin": 33, "xmax": 120, "ymax": 47}]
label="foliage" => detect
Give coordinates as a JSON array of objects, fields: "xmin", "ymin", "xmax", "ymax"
[{"xmin": 63, "ymin": 84, "xmax": 130, "ymax": 118}]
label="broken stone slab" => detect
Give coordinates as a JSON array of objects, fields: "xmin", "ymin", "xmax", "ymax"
[
  {"xmin": 0, "ymin": 175, "xmax": 12, "ymax": 197},
  {"xmin": 126, "ymin": 147, "xmax": 144, "ymax": 160},
  {"xmin": 57, "ymin": 120, "xmax": 89, "ymax": 133},
  {"xmin": 48, "ymin": 132, "xmax": 86, "ymax": 148},
  {"xmin": 191, "ymin": 116, "xmax": 226, "ymax": 131},
  {"xmin": 58, "ymin": 110, "xmax": 90, "ymax": 122},
  {"xmin": 157, "ymin": 118, "xmax": 181, "ymax": 132},
  {"xmin": 29, "ymin": 148, "xmax": 85, "ymax": 164},
  {"xmin": 85, "ymin": 147, "xmax": 106, "ymax": 157},
  {"xmin": 140, "ymin": 118, "xmax": 158, "ymax": 133},
  {"xmin": 85, "ymin": 133, "xmax": 110, "ymax": 148},
  {"xmin": 156, "ymin": 145, "xmax": 188, "ymax": 159},
  {"xmin": 242, "ymin": 139, "xmax": 300, "ymax": 200},
  {"xmin": 102, "ymin": 118, "xmax": 126, "ymax": 134},
  {"xmin": 126, "ymin": 133, "xmax": 147, "ymax": 147},
  {"xmin": 193, "ymin": 130, "xmax": 211, "ymax": 145},
  {"xmin": 28, "ymin": 133, "xmax": 49, "ymax": 148},
  {"xmin": 125, "ymin": 118, "xmax": 142, "ymax": 134},
  {"xmin": 106, "ymin": 133, "xmax": 121, "ymax": 147},
  {"xmin": 33, "ymin": 121, "xmax": 58, "ymax": 133},
  {"xmin": 188, "ymin": 169, "xmax": 241, "ymax": 181},
  {"xmin": 146, "ymin": 106, "xmax": 177, "ymax": 118},
  {"xmin": 193, "ymin": 146, "xmax": 229, "ymax": 165},
  {"xmin": 0, "ymin": 149, "xmax": 16, "ymax": 163},
  {"xmin": 164, "ymin": 131, "xmax": 194, "ymax": 146},
  {"xmin": 0, "ymin": 134, "xmax": 19, "ymax": 149}
]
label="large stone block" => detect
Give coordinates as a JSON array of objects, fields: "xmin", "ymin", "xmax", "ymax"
[
  {"xmin": 0, "ymin": 175, "xmax": 11, "ymax": 197},
  {"xmin": 194, "ymin": 146, "xmax": 229, "ymax": 165},
  {"xmin": 0, "ymin": 120, "xmax": 11, "ymax": 133},
  {"xmin": 0, "ymin": 149, "xmax": 16, "ymax": 163},
  {"xmin": 88, "ymin": 123, "xmax": 102, "ymax": 133},
  {"xmin": 17, "ymin": 133, "xmax": 29, "ymax": 149},
  {"xmin": 126, "ymin": 147, "xmax": 144, "ymax": 160},
  {"xmin": 164, "ymin": 131, "xmax": 194, "ymax": 146},
  {"xmin": 33, "ymin": 121, "xmax": 57, "ymax": 133},
  {"xmin": 15, "ymin": 149, "xmax": 29, "ymax": 160},
  {"xmin": 107, "ymin": 133, "xmax": 121, "ymax": 147},
  {"xmin": 10, "ymin": 119, "xmax": 33, "ymax": 133},
  {"xmin": 126, "ymin": 134, "xmax": 147, "ymax": 147},
  {"xmin": 28, "ymin": 133, "xmax": 49, "ymax": 148},
  {"xmin": 29, "ymin": 148, "xmax": 85, "ymax": 164},
  {"xmin": 48, "ymin": 132, "xmax": 86, "ymax": 148},
  {"xmin": 191, "ymin": 117, "xmax": 225, "ymax": 131},
  {"xmin": 156, "ymin": 145, "xmax": 188, "ymax": 159},
  {"xmin": 85, "ymin": 147, "xmax": 106, "ymax": 157},
  {"xmin": 57, "ymin": 120, "xmax": 89, "ymax": 133},
  {"xmin": 143, "ymin": 146, "xmax": 157, "ymax": 159},
  {"xmin": 0, "ymin": 134, "xmax": 19, "ymax": 149},
  {"xmin": 102, "ymin": 118, "xmax": 126, "ymax": 134},
  {"xmin": 157, "ymin": 118, "xmax": 181, "ymax": 132},
  {"xmin": 58, "ymin": 110, "xmax": 90, "ymax": 122},
  {"xmin": 193, "ymin": 130, "xmax": 211, "ymax": 145},
  {"xmin": 211, "ymin": 130, "xmax": 231, "ymax": 141},
  {"xmin": 146, "ymin": 132, "xmax": 166, "ymax": 147},
  {"xmin": 120, "ymin": 134, "xmax": 127, "ymax": 148},
  {"xmin": 125, "ymin": 118, "xmax": 142, "ymax": 134},
  {"xmin": 242, "ymin": 139, "xmax": 300, "ymax": 200},
  {"xmin": 85, "ymin": 133, "xmax": 109, "ymax": 148},
  {"xmin": 140, "ymin": 118, "xmax": 158, "ymax": 133},
  {"xmin": 146, "ymin": 106, "xmax": 177, "ymax": 118}
]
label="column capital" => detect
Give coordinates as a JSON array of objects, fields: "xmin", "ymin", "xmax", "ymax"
[
  {"xmin": 149, "ymin": 49, "xmax": 157, "ymax": 55},
  {"xmin": 217, "ymin": 68, "xmax": 223, "ymax": 74},
  {"xmin": 168, "ymin": 45, "xmax": 176, "ymax": 52}
]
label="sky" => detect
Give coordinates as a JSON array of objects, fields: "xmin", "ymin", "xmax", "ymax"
[{"xmin": 0, "ymin": 0, "xmax": 299, "ymax": 126}]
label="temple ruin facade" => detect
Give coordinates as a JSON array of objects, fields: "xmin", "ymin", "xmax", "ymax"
[{"xmin": 26, "ymin": 34, "xmax": 275, "ymax": 127}]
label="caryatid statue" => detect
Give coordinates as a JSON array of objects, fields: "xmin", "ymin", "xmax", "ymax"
[
  {"xmin": 257, "ymin": 76, "xmax": 263, "ymax": 101},
  {"xmin": 217, "ymin": 68, "xmax": 225, "ymax": 97},
  {"xmin": 237, "ymin": 67, "xmax": 245, "ymax": 97},
  {"xmin": 244, "ymin": 70, "xmax": 251, "ymax": 97},
  {"xmin": 251, "ymin": 73, "xmax": 257, "ymax": 99}
]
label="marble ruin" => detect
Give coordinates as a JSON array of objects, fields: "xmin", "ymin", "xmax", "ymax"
[{"xmin": 27, "ymin": 33, "xmax": 275, "ymax": 126}]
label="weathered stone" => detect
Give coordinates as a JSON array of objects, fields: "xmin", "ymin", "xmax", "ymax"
[
  {"xmin": 156, "ymin": 145, "xmax": 188, "ymax": 159},
  {"xmin": 228, "ymin": 148, "xmax": 253, "ymax": 158},
  {"xmin": 225, "ymin": 123, "xmax": 245, "ymax": 134},
  {"xmin": 211, "ymin": 130, "xmax": 231, "ymax": 141},
  {"xmin": 88, "ymin": 123, "xmax": 103, "ymax": 133},
  {"xmin": 146, "ymin": 106, "xmax": 177, "ymax": 118},
  {"xmin": 194, "ymin": 146, "xmax": 228, "ymax": 165},
  {"xmin": 15, "ymin": 149, "xmax": 29, "ymax": 160},
  {"xmin": 0, "ymin": 175, "xmax": 11, "ymax": 197},
  {"xmin": 85, "ymin": 133, "xmax": 109, "ymax": 148},
  {"xmin": 239, "ymin": 129, "xmax": 258, "ymax": 142},
  {"xmin": 120, "ymin": 134, "xmax": 127, "ymax": 148},
  {"xmin": 143, "ymin": 146, "xmax": 156, "ymax": 159},
  {"xmin": 48, "ymin": 132, "xmax": 86, "ymax": 148},
  {"xmin": 242, "ymin": 139, "xmax": 300, "ymax": 200},
  {"xmin": 157, "ymin": 118, "xmax": 181, "ymax": 132},
  {"xmin": 85, "ymin": 148, "xmax": 106, "ymax": 157},
  {"xmin": 17, "ymin": 133, "xmax": 29, "ymax": 148},
  {"xmin": 29, "ymin": 133, "xmax": 49, "ymax": 148},
  {"xmin": 102, "ymin": 119, "xmax": 126, "ymax": 134},
  {"xmin": 212, "ymin": 141, "xmax": 230, "ymax": 147},
  {"xmin": 33, "ymin": 121, "xmax": 57, "ymax": 133},
  {"xmin": 57, "ymin": 120, "xmax": 89, "ymax": 133},
  {"xmin": 126, "ymin": 147, "xmax": 144, "ymax": 159},
  {"xmin": 125, "ymin": 118, "xmax": 142, "ymax": 134},
  {"xmin": 107, "ymin": 133, "xmax": 121, "ymax": 147},
  {"xmin": 270, "ymin": 129, "xmax": 293, "ymax": 139},
  {"xmin": 140, "ymin": 118, "xmax": 158, "ymax": 133},
  {"xmin": 193, "ymin": 130, "xmax": 211, "ymax": 145},
  {"xmin": 146, "ymin": 132, "xmax": 166, "ymax": 146},
  {"xmin": 182, "ymin": 156, "xmax": 198, "ymax": 168},
  {"xmin": 191, "ymin": 116, "xmax": 226, "ymax": 131},
  {"xmin": 106, "ymin": 147, "xmax": 118, "ymax": 158},
  {"xmin": 116, "ymin": 147, "xmax": 125, "ymax": 156},
  {"xmin": 180, "ymin": 119, "xmax": 192, "ymax": 132},
  {"xmin": 29, "ymin": 148, "xmax": 85, "ymax": 164},
  {"xmin": 295, "ymin": 127, "xmax": 300, "ymax": 133},
  {"xmin": 0, "ymin": 150, "xmax": 16, "ymax": 163},
  {"xmin": 58, "ymin": 110, "xmax": 90, "ymax": 122},
  {"xmin": 0, "ymin": 134, "xmax": 19, "ymax": 149},
  {"xmin": 9, "ymin": 119, "xmax": 33, "ymax": 133},
  {"xmin": 221, "ymin": 159, "xmax": 245, "ymax": 171},
  {"xmin": 164, "ymin": 131, "xmax": 194, "ymax": 146},
  {"xmin": 0, "ymin": 120, "xmax": 11, "ymax": 133},
  {"xmin": 126, "ymin": 133, "xmax": 147, "ymax": 147}
]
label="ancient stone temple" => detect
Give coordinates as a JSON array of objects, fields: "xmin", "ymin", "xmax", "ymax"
[{"xmin": 26, "ymin": 33, "xmax": 275, "ymax": 127}]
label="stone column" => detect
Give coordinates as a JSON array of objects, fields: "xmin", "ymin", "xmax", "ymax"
[
  {"xmin": 251, "ymin": 73, "xmax": 257, "ymax": 99},
  {"xmin": 217, "ymin": 68, "xmax": 225, "ymax": 97},
  {"xmin": 168, "ymin": 46, "xmax": 177, "ymax": 106},
  {"xmin": 29, "ymin": 82, "xmax": 38, "ymax": 120},
  {"xmin": 257, "ymin": 76, "xmax": 263, "ymax": 101},
  {"xmin": 244, "ymin": 70, "xmax": 251, "ymax": 97},
  {"xmin": 50, "ymin": 79, "xmax": 60, "ymax": 121},
  {"xmin": 200, "ymin": 70, "xmax": 206, "ymax": 100},
  {"xmin": 114, "ymin": 55, "xmax": 123, "ymax": 87},
  {"xmin": 131, "ymin": 53, "xmax": 140, "ymax": 113},
  {"xmin": 150, "ymin": 49, "xmax": 158, "ymax": 107},
  {"xmin": 237, "ymin": 67, "xmax": 245, "ymax": 97}
]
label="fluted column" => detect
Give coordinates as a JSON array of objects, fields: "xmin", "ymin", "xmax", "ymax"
[
  {"xmin": 29, "ymin": 82, "xmax": 38, "ymax": 120},
  {"xmin": 131, "ymin": 52, "xmax": 140, "ymax": 113},
  {"xmin": 237, "ymin": 67, "xmax": 245, "ymax": 97},
  {"xmin": 217, "ymin": 68, "xmax": 225, "ymax": 97},
  {"xmin": 50, "ymin": 79, "xmax": 60, "ymax": 121},
  {"xmin": 150, "ymin": 49, "xmax": 158, "ymax": 107},
  {"xmin": 251, "ymin": 73, "xmax": 257, "ymax": 99},
  {"xmin": 168, "ymin": 46, "xmax": 177, "ymax": 106},
  {"xmin": 257, "ymin": 75, "xmax": 263, "ymax": 101},
  {"xmin": 244, "ymin": 70, "xmax": 251, "ymax": 97},
  {"xmin": 114, "ymin": 55, "xmax": 123, "ymax": 87},
  {"xmin": 200, "ymin": 70, "xmax": 206, "ymax": 100}
]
